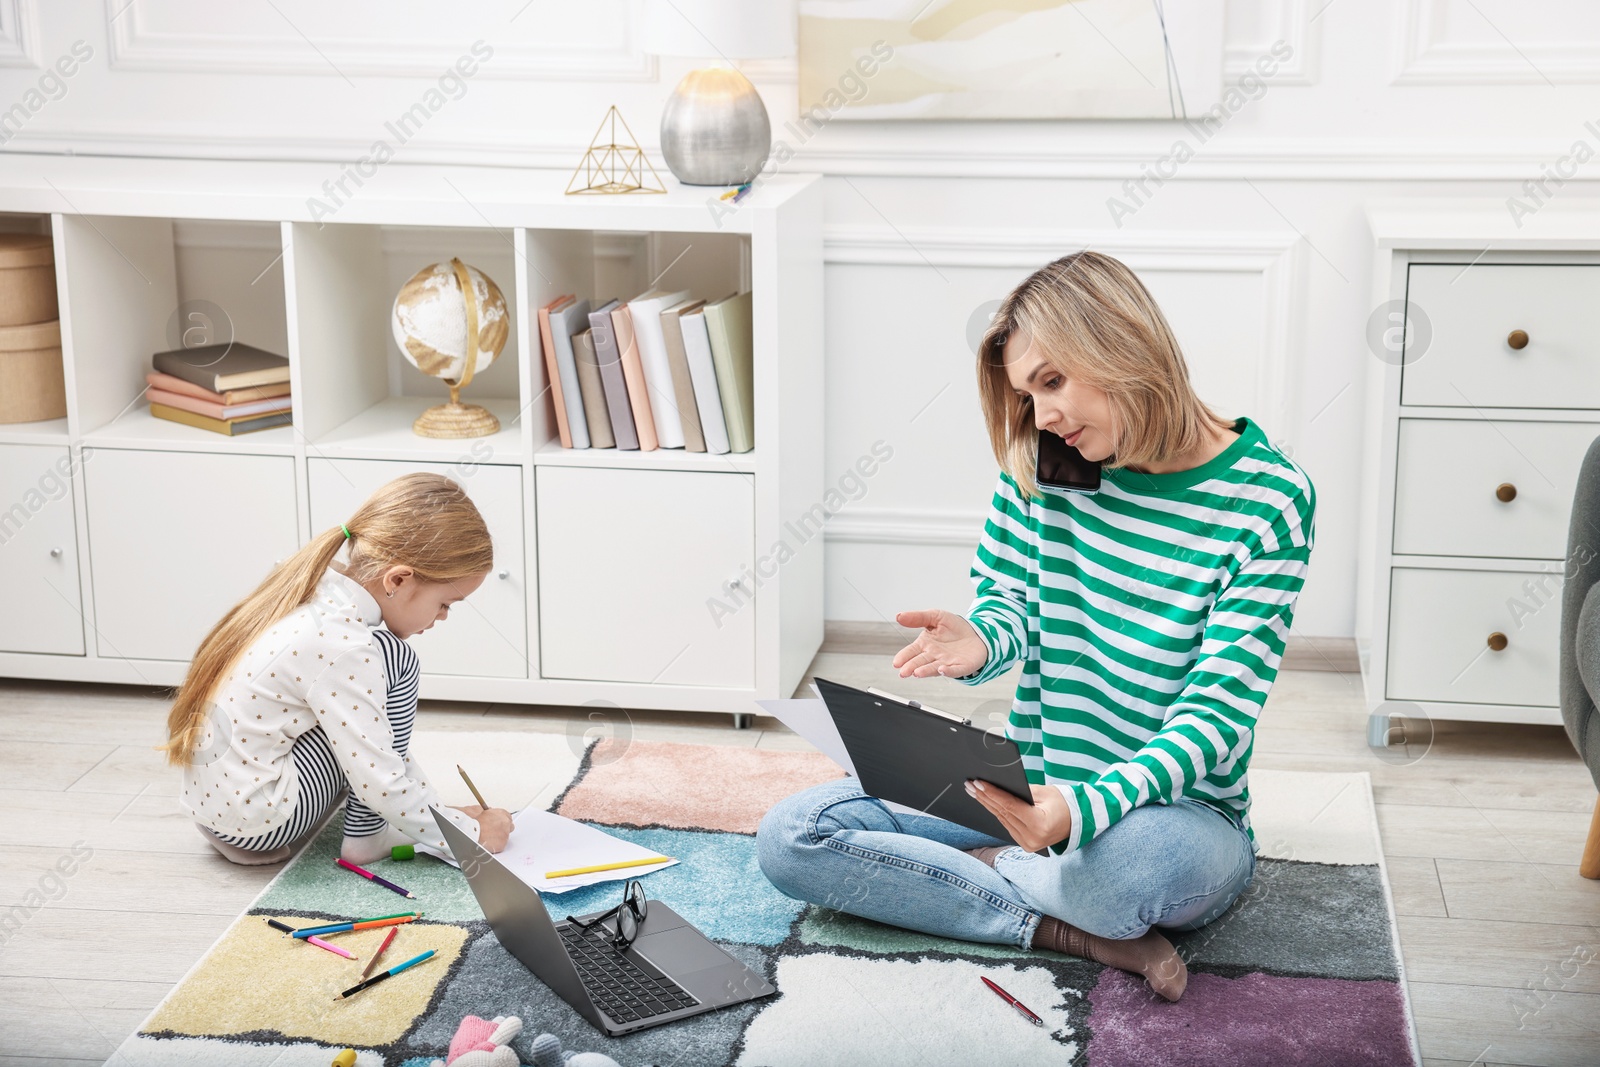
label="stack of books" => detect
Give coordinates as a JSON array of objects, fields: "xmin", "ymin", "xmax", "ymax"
[
  {"xmin": 146, "ymin": 343, "xmax": 292, "ymax": 436},
  {"xmin": 537, "ymin": 289, "xmax": 754, "ymax": 454}
]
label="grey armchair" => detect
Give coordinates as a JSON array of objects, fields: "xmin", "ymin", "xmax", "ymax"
[{"xmin": 1558, "ymin": 435, "xmax": 1600, "ymax": 879}]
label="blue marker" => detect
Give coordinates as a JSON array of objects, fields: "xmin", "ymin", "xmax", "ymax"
[{"xmin": 333, "ymin": 949, "xmax": 436, "ymax": 1000}]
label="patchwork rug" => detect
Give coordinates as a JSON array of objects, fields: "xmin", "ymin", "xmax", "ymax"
[{"xmin": 112, "ymin": 731, "xmax": 1420, "ymax": 1066}]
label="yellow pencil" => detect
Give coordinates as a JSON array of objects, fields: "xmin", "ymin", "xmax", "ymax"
[
  {"xmin": 456, "ymin": 764, "xmax": 489, "ymax": 809},
  {"xmin": 545, "ymin": 855, "xmax": 673, "ymax": 879}
]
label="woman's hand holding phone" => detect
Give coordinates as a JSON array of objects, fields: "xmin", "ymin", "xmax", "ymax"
[{"xmin": 892, "ymin": 609, "xmax": 989, "ymax": 679}]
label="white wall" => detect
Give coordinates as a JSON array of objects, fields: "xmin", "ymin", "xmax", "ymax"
[{"xmin": 4, "ymin": 0, "xmax": 1598, "ymax": 638}]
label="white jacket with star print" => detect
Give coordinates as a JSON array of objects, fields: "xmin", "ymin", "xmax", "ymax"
[{"xmin": 179, "ymin": 566, "xmax": 480, "ymax": 852}]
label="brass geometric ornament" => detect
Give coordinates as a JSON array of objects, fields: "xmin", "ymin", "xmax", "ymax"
[{"xmin": 566, "ymin": 105, "xmax": 667, "ymax": 195}]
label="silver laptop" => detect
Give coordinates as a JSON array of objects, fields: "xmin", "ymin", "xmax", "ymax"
[{"xmin": 432, "ymin": 809, "xmax": 775, "ymax": 1037}]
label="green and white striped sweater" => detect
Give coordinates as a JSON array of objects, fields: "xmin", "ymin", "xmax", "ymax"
[{"xmin": 958, "ymin": 416, "xmax": 1316, "ymax": 855}]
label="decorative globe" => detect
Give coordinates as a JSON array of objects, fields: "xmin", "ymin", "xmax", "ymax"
[{"xmin": 391, "ymin": 258, "xmax": 509, "ymax": 438}]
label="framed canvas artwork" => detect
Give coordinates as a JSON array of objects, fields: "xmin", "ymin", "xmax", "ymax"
[{"xmin": 798, "ymin": 0, "xmax": 1227, "ymax": 120}]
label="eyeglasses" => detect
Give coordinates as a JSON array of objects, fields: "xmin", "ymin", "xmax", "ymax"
[{"xmin": 566, "ymin": 879, "xmax": 647, "ymax": 954}]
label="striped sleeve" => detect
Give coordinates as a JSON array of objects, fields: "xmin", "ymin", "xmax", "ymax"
[
  {"xmin": 312, "ymin": 646, "xmax": 479, "ymax": 853},
  {"xmin": 1054, "ymin": 541, "xmax": 1310, "ymax": 854},
  {"xmin": 957, "ymin": 473, "xmax": 1033, "ymax": 686}
]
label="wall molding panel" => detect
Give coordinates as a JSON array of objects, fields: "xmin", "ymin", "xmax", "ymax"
[
  {"xmin": 1391, "ymin": 0, "xmax": 1600, "ymax": 85},
  {"xmin": 823, "ymin": 224, "xmax": 1303, "ymax": 271},
  {"xmin": 0, "ymin": 124, "xmax": 1588, "ymax": 182},
  {"xmin": 824, "ymin": 223, "xmax": 1306, "ymax": 436},
  {"xmin": 825, "ymin": 507, "xmax": 985, "ymax": 549},
  {"xmin": 1223, "ymin": 0, "xmax": 1320, "ymax": 86},
  {"xmin": 103, "ymin": 0, "xmax": 655, "ymax": 81},
  {"xmin": 0, "ymin": 0, "xmax": 39, "ymax": 69}
]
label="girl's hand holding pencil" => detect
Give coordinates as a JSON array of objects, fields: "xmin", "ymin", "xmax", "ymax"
[
  {"xmin": 452, "ymin": 805, "xmax": 515, "ymax": 852},
  {"xmin": 456, "ymin": 764, "xmax": 515, "ymax": 854}
]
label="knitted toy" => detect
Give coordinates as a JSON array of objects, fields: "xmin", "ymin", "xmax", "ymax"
[
  {"xmin": 428, "ymin": 1015, "xmax": 522, "ymax": 1067},
  {"xmin": 527, "ymin": 1031, "xmax": 622, "ymax": 1067},
  {"xmin": 427, "ymin": 1015, "xmax": 622, "ymax": 1067}
]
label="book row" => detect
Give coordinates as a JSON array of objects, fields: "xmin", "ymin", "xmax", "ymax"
[{"xmin": 538, "ymin": 290, "xmax": 754, "ymax": 454}]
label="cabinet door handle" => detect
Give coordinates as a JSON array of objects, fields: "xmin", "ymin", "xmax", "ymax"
[
  {"xmin": 1495, "ymin": 482, "xmax": 1517, "ymax": 503},
  {"xmin": 1487, "ymin": 631, "xmax": 1508, "ymax": 652},
  {"xmin": 1507, "ymin": 329, "xmax": 1529, "ymax": 350},
  {"xmin": 497, "ymin": 569, "xmax": 510, "ymax": 580},
  {"xmin": 50, "ymin": 547, "xmax": 63, "ymax": 558}
]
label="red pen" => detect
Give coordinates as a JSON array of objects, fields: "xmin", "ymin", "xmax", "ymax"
[{"xmin": 981, "ymin": 975, "xmax": 1043, "ymax": 1027}]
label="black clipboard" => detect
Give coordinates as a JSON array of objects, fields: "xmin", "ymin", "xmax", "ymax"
[{"xmin": 814, "ymin": 677, "xmax": 1034, "ymax": 841}]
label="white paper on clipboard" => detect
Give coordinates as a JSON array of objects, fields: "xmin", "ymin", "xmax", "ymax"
[{"xmin": 756, "ymin": 687, "xmax": 925, "ymax": 819}]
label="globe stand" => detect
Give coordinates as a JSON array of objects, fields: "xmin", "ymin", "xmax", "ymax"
[
  {"xmin": 407, "ymin": 256, "xmax": 504, "ymax": 440},
  {"xmin": 413, "ymin": 381, "xmax": 500, "ymax": 439}
]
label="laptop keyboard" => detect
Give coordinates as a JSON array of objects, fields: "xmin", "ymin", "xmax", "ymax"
[{"xmin": 558, "ymin": 924, "xmax": 700, "ymax": 1023}]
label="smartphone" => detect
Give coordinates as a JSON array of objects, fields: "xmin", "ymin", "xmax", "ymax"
[{"xmin": 1035, "ymin": 428, "xmax": 1101, "ymax": 496}]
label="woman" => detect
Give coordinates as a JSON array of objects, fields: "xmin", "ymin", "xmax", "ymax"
[{"xmin": 757, "ymin": 252, "xmax": 1315, "ymax": 1002}]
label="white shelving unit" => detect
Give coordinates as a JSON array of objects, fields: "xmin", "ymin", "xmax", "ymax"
[{"xmin": 0, "ymin": 157, "xmax": 824, "ymax": 721}]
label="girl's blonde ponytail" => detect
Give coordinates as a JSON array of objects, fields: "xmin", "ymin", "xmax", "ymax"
[
  {"xmin": 162, "ymin": 472, "xmax": 492, "ymax": 765},
  {"xmin": 161, "ymin": 525, "xmax": 346, "ymax": 764}
]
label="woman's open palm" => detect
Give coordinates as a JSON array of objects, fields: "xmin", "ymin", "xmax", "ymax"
[{"xmin": 893, "ymin": 609, "xmax": 988, "ymax": 679}]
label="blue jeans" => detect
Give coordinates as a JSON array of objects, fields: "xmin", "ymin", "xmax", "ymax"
[{"xmin": 757, "ymin": 777, "xmax": 1256, "ymax": 949}]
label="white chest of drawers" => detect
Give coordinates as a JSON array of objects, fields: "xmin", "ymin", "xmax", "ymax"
[{"xmin": 1358, "ymin": 202, "xmax": 1600, "ymax": 743}]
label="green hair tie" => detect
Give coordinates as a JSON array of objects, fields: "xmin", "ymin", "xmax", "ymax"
[{"xmin": 340, "ymin": 524, "xmax": 352, "ymax": 540}]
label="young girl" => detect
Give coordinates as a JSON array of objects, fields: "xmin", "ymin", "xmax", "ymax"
[
  {"xmin": 165, "ymin": 472, "xmax": 514, "ymax": 866},
  {"xmin": 758, "ymin": 252, "xmax": 1316, "ymax": 1002}
]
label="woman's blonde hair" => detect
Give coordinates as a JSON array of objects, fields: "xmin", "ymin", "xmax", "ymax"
[
  {"xmin": 976, "ymin": 251, "xmax": 1233, "ymax": 499},
  {"xmin": 162, "ymin": 472, "xmax": 493, "ymax": 765}
]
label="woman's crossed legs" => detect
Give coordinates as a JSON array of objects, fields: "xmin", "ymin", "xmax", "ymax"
[{"xmin": 756, "ymin": 776, "xmax": 1255, "ymax": 1000}]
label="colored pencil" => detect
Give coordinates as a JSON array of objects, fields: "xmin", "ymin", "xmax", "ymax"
[
  {"xmin": 291, "ymin": 912, "xmax": 420, "ymax": 939},
  {"xmin": 262, "ymin": 917, "xmax": 358, "ymax": 960},
  {"xmin": 360, "ymin": 926, "xmax": 398, "ymax": 980},
  {"xmin": 545, "ymin": 855, "xmax": 672, "ymax": 879},
  {"xmin": 306, "ymin": 934, "xmax": 357, "ymax": 960},
  {"xmin": 335, "ymin": 857, "xmax": 415, "ymax": 899},
  {"xmin": 456, "ymin": 764, "xmax": 489, "ymax": 809},
  {"xmin": 333, "ymin": 949, "xmax": 436, "ymax": 1000}
]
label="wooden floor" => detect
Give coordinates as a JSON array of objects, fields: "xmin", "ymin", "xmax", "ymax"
[{"xmin": 2, "ymin": 652, "xmax": 1598, "ymax": 1067}]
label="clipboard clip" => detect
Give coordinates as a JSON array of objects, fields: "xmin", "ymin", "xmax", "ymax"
[{"xmin": 865, "ymin": 686, "xmax": 972, "ymax": 726}]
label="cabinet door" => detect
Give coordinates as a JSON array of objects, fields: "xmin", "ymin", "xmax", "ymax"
[
  {"xmin": 0, "ymin": 444, "xmax": 85, "ymax": 655},
  {"xmin": 306, "ymin": 459, "xmax": 528, "ymax": 678},
  {"xmin": 537, "ymin": 466, "xmax": 754, "ymax": 687},
  {"xmin": 84, "ymin": 450, "xmax": 298, "ymax": 662}
]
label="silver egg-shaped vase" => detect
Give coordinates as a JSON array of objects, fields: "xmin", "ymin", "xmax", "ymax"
[{"xmin": 660, "ymin": 67, "xmax": 773, "ymax": 186}]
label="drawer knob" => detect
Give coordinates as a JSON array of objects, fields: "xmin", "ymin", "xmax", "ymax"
[
  {"xmin": 497, "ymin": 569, "xmax": 510, "ymax": 580},
  {"xmin": 49, "ymin": 547, "xmax": 63, "ymax": 558},
  {"xmin": 1495, "ymin": 482, "xmax": 1517, "ymax": 503},
  {"xmin": 1507, "ymin": 329, "xmax": 1529, "ymax": 350},
  {"xmin": 1487, "ymin": 631, "xmax": 1508, "ymax": 652}
]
